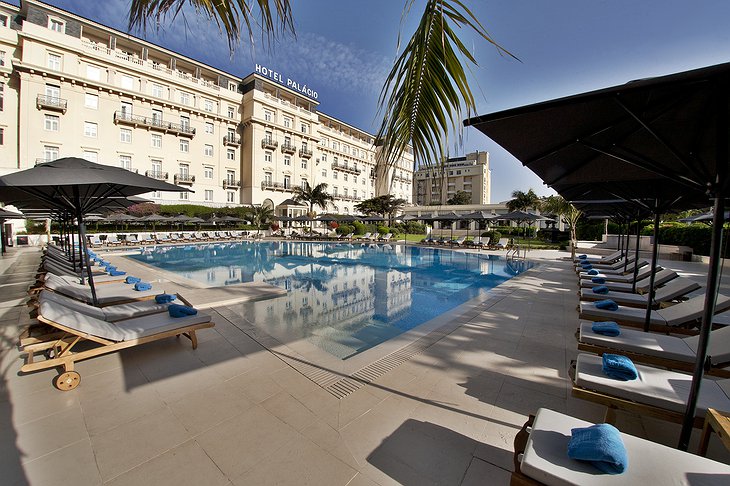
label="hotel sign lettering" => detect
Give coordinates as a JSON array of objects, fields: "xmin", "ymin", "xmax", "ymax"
[{"xmin": 255, "ymin": 64, "xmax": 318, "ymax": 100}]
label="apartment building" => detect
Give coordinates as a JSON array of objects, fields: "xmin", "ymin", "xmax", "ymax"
[
  {"xmin": 413, "ymin": 151, "xmax": 491, "ymax": 205},
  {"xmin": 0, "ymin": 0, "xmax": 413, "ymax": 214}
]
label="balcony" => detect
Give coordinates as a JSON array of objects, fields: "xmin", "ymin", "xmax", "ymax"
[
  {"xmin": 281, "ymin": 142, "xmax": 297, "ymax": 155},
  {"xmin": 223, "ymin": 179, "xmax": 241, "ymax": 189},
  {"xmin": 299, "ymin": 147, "xmax": 313, "ymax": 159},
  {"xmin": 114, "ymin": 111, "xmax": 196, "ymax": 138},
  {"xmin": 331, "ymin": 162, "xmax": 361, "ymax": 175},
  {"xmin": 261, "ymin": 180, "xmax": 293, "ymax": 192},
  {"xmin": 174, "ymin": 173, "xmax": 195, "ymax": 185},
  {"xmin": 145, "ymin": 170, "xmax": 168, "ymax": 181},
  {"xmin": 261, "ymin": 138, "xmax": 278, "ymax": 150},
  {"xmin": 223, "ymin": 135, "xmax": 241, "ymax": 146},
  {"xmin": 393, "ymin": 174, "xmax": 412, "ymax": 183},
  {"xmin": 36, "ymin": 95, "xmax": 68, "ymax": 113},
  {"xmin": 333, "ymin": 194, "xmax": 361, "ymax": 202}
]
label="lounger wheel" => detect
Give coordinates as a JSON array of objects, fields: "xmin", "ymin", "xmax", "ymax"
[{"xmin": 54, "ymin": 371, "xmax": 80, "ymax": 391}]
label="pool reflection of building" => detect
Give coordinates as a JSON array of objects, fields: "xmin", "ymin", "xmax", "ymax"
[{"xmin": 133, "ymin": 242, "xmax": 532, "ymax": 359}]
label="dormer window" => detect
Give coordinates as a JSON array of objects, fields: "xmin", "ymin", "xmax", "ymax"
[{"xmin": 49, "ymin": 18, "xmax": 65, "ymax": 33}]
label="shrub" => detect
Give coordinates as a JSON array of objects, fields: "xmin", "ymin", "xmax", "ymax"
[
  {"xmin": 336, "ymin": 224, "xmax": 354, "ymax": 235},
  {"xmin": 483, "ymin": 230, "xmax": 502, "ymax": 242},
  {"xmin": 377, "ymin": 225, "xmax": 390, "ymax": 235},
  {"xmin": 404, "ymin": 221, "xmax": 426, "ymax": 234},
  {"xmin": 352, "ymin": 221, "xmax": 366, "ymax": 235}
]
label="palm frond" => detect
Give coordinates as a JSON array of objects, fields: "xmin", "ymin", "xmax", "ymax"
[
  {"xmin": 376, "ymin": 0, "xmax": 516, "ymax": 174},
  {"xmin": 128, "ymin": 0, "xmax": 295, "ymax": 52}
]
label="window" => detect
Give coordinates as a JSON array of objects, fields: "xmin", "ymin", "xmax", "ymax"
[
  {"xmin": 321, "ymin": 154, "xmax": 327, "ymax": 162},
  {"xmin": 353, "ymin": 190, "xmax": 358, "ymax": 199},
  {"xmin": 343, "ymin": 173, "xmax": 348, "ymax": 182},
  {"xmin": 204, "ymin": 99, "xmax": 214, "ymax": 112},
  {"xmin": 118, "ymin": 155, "xmax": 132, "ymax": 170},
  {"xmin": 333, "ymin": 171, "xmax": 338, "ymax": 180},
  {"xmin": 226, "ymin": 170, "xmax": 235, "ymax": 183},
  {"xmin": 228, "ymin": 82, "xmax": 237, "ymax": 91},
  {"xmin": 151, "ymin": 159, "xmax": 162, "ymax": 176},
  {"xmin": 204, "ymin": 167, "xmax": 213, "ymax": 179},
  {"xmin": 86, "ymin": 64, "xmax": 101, "ymax": 81},
  {"xmin": 119, "ymin": 128, "xmax": 132, "ymax": 143},
  {"xmin": 0, "ymin": 128, "xmax": 3, "ymax": 145},
  {"xmin": 264, "ymin": 151, "xmax": 272, "ymax": 163},
  {"xmin": 321, "ymin": 169, "xmax": 327, "ymax": 177},
  {"xmin": 302, "ymin": 141, "xmax": 308, "ymax": 152},
  {"xmin": 84, "ymin": 93, "xmax": 98, "ymax": 109},
  {"xmin": 227, "ymin": 127, "xmax": 236, "ymax": 140},
  {"xmin": 227, "ymin": 149, "xmax": 235, "ymax": 161},
  {"xmin": 120, "ymin": 74, "xmax": 134, "ymax": 90},
  {"xmin": 47, "ymin": 53, "xmax": 61, "ymax": 71},
  {"xmin": 180, "ymin": 116, "xmax": 190, "ymax": 130},
  {"xmin": 152, "ymin": 109, "xmax": 162, "ymax": 124},
  {"xmin": 82, "ymin": 151, "xmax": 98, "ymax": 162},
  {"xmin": 179, "ymin": 91, "xmax": 191, "ymax": 105},
  {"xmin": 151, "ymin": 134, "xmax": 161, "ymax": 148},
  {"xmin": 205, "ymin": 122, "xmax": 214, "ymax": 134},
  {"xmin": 227, "ymin": 106, "xmax": 235, "ymax": 118},
  {"xmin": 179, "ymin": 191, "xmax": 188, "ymax": 200},
  {"xmin": 45, "ymin": 84, "xmax": 60, "ymax": 102},
  {"xmin": 283, "ymin": 175, "xmax": 291, "ymax": 189},
  {"xmin": 301, "ymin": 179, "xmax": 308, "ymax": 190},
  {"xmin": 0, "ymin": 51, "xmax": 4, "ymax": 67},
  {"xmin": 84, "ymin": 122, "xmax": 97, "ymax": 138},
  {"xmin": 264, "ymin": 131, "xmax": 273, "ymax": 143},
  {"xmin": 0, "ymin": 14, "xmax": 8, "ymax": 27},
  {"xmin": 332, "ymin": 142, "xmax": 339, "ymax": 151},
  {"xmin": 205, "ymin": 190, "xmax": 213, "ymax": 201},
  {"xmin": 44, "ymin": 145, "xmax": 59, "ymax": 161},
  {"xmin": 301, "ymin": 160, "xmax": 307, "ymax": 169},
  {"xmin": 120, "ymin": 102, "xmax": 133, "ymax": 116},
  {"xmin": 204, "ymin": 144, "xmax": 213, "ymax": 157},
  {"xmin": 49, "ymin": 18, "xmax": 65, "ymax": 33},
  {"xmin": 283, "ymin": 155, "xmax": 291, "ymax": 166},
  {"xmin": 44, "ymin": 114, "xmax": 59, "ymax": 131},
  {"xmin": 284, "ymin": 136, "xmax": 291, "ymax": 146},
  {"xmin": 227, "ymin": 191, "xmax": 235, "ymax": 203},
  {"xmin": 264, "ymin": 172, "xmax": 272, "ymax": 184},
  {"xmin": 333, "ymin": 186, "xmax": 338, "ymax": 196},
  {"xmin": 283, "ymin": 117, "xmax": 291, "ymax": 128},
  {"xmin": 179, "ymin": 139, "xmax": 189, "ymax": 153},
  {"xmin": 152, "ymin": 83, "xmax": 164, "ymax": 98},
  {"xmin": 353, "ymin": 176, "xmax": 357, "ymax": 184},
  {"xmin": 264, "ymin": 110, "xmax": 273, "ymax": 122},
  {"xmin": 301, "ymin": 123, "xmax": 309, "ymax": 134},
  {"xmin": 179, "ymin": 164, "xmax": 189, "ymax": 177},
  {"xmin": 343, "ymin": 188, "xmax": 348, "ymax": 197}
]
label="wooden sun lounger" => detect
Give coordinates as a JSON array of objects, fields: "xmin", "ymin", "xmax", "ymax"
[
  {"xmin": 19, "ymin": 300, "xmax": 214, "ymax": 391},
  {"xmin": 579, "ymin": 278, "xmax": 701, "ymax": 308},
  {"xmin": 511, "ymin": 408, "xmax": 730, "ymax": 486}
]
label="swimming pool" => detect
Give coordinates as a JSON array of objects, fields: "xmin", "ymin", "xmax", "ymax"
[{"xmin": 129, "ymin": 241, "xmax": 534, "ymax": 359}]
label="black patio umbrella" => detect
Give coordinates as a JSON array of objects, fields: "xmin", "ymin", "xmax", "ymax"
[
  {"xmin": 139, "ymin": 213, "xmax": 170, "ymax": 232},
  {"xmin": 0, "ymin": 157, "xmax": 189, "ymax": 305},
  {"xmin": 465, "ymin": 61, "xmax": 730, "ymax": 448},
  {"xmin": 433, "ymin": 211, "xmax": 462, "ymax": 241},
  {"xmin": 220, "ymin": 215, "xmax": 244, "ymax": 223},
  {"xmin": 459, "ymin": 211, "xmax": 493, "ymax": 246},
  {"xmin": 337, "ymin": 214, "xmax": 359, "ymax": 222}
]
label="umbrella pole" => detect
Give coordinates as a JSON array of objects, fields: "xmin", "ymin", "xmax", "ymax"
[
  {"xmin": 678, "ymin": 195, "xmax": 725, "ymax": 450},
  {"xmin": 0, "ymin": 219, "xmax": 5, "ymax": 255},
  {"xmin": 69, "ymin": 216, "xmax": 77, "ymax": 272},
  {"xmin": 73, "ymin": 190, "xmax": 98, "ymax": 306},
  {"xmin": 642, "ymin": 207, "xmax": 661, "ymax": 332},
  {"xmin": 631, "ymin": 216, "xmax": 641, "ymax": 293}
]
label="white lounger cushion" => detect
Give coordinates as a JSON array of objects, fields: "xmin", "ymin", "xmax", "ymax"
[
  {"xmin": 579, "ymin": 278, "xmax": 701, "ymax": 305},
  {"xmin": 40, "ymin": 300, "xmax": 210, "ymax": 342},
  {"xmin": 39, "ymin": 289, "xmax": 171, "ymax": 322},
  {"xmin": 580, "ymin": 294, "xmax": 730, "ymax": 327},
  {"xmin": 579, "ymin": 269, "xmax": 676, "ymax": 291},
  {"xmin": 573, "ymin": 250, "xmax": 623, "ymax": 264},
  {"xmin": 578, "ymin": 265, "xmax": 656, "ymax": 283},
  {"xmin": 43, "ymin": 273, "xmax": 158, "ymax": 305},
  {"xmin": 579, "ymin": 321, "xmax": 730, "ymax": 366},
  {"xmin": 574, "ymin": 353, "xmax": 730, "ymax": 417},
  {"xmin": 577, "ymin": 260, "xmax": 648, "ymax": 276},
  {"xmin": 520, "ymin": 408, "xmax": 730, "ymax": 486}
]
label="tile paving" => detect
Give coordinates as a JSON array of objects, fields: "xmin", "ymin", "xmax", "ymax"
[{"xmin": 0, "ymin": 245, "xmax": 729, "ymax": 485}]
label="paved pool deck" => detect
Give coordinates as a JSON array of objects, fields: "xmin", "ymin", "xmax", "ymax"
[{"xmin": 1, "ymin": 245, "xmax": 729, "ymax": 485}]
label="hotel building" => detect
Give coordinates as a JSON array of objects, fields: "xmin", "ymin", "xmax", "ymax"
[
  {"xmin": 0, "ymin": 0, "xmax": 414, "ymax": 216},
  {"xmin": 413, "ymin": 151, "xmax": 491, "ymax": 205}
]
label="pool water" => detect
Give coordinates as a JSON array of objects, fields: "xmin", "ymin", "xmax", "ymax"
[{"xmin": 129, "ymin": 241, "xmax": 534, "ymax": 359}]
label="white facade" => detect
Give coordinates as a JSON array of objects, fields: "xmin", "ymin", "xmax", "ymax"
[{"xmin": 0, "ymin": 0, "xmax": 413, "ymax": 214}]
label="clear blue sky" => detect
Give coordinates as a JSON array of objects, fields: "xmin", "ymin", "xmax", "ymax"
[{"xmin": 28, "ymin": 0, "xmax": 730, "ymax": 202}]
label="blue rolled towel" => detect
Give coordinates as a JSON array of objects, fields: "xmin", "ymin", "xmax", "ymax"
[
  {"xmin": 578, "ymin": 254, "xmax": 587, "ymax": 259},
  {"xmin": 568, "ymin": 423, "xmax": 628, "ymax": 474},
  {"xmin": 134, "ymin": 281, "xmax": 152, "ymax": 291},
  {"xmin": 582, "ymin": 264, "xmax": 593, "ymax": 270},
  {"xmin": 169, "ymin": 304, "xmax": 197, "ymax": 318},
  {"xmin": 109, "ymin": 270, "xmax": 126, "ymax": 276},
  {"xmin": 125, "ymin": 276, "xmax": 141, "ymax": 284},
  {"xmin": 155, "ymin": 293, "xmax": 177, "ymax": 304},
  {"xmin": 587, "ymin": 269, "xmax": 599, "ymax": 275},
  {"xmin": 591, "ymin": 277, "xmax": 606, "ymax": 284},
  {"xmin": 594, "ymin": 299, "xmax": 618, "ymax": 311},
  {"xmin": 592, "ymin": 285, "xmax": 609, "ymax": 294},
  {"xmin": 592, "ymin": 321, "xmax": 620, "ymax": 336},
  {"xmin": 602, "ymin": 353, "xmax": 638, "ymax": 381}
]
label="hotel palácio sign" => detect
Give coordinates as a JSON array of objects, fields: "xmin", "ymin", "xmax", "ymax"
[{"xmin": 255, "ymin": 64, "xmax": 318, "ymax": 100}]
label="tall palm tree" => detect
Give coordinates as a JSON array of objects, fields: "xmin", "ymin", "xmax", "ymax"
[
  {"xmin": 128, "ymin": 1, "xmax": 516, "ymax": 180},
  {"xmin": 248, "ymin": 203, "xmax": 274, "ymax": 237},
  {"xmin": 541, "ymin": 195, "xmax": 582, "ymax": 259},
  {"xmin": 506, "ymin": 189, "xmax": 540, "ymax": 212}
]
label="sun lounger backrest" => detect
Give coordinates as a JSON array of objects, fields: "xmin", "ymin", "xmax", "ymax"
[
  {"xmin": 658, "ymin": 293, "xmax": 730, "ymax": 327},
  {"xmin": 653, "ymin": 278, "xmax": 701, "ymax": 302},
  {"xmin": 498, "ymin": 238, "xmax": 508, "ymax": 246},
  {"xmin": 40, "ymin": 300, "xmax": 126, "ymax": 341},
  {"xmin": 39, "ymin": 289, "xmax": 106, "ymax": 320},
  {"xmin": 683, "ymin": 325, "xmax": 730, "ymax": 366},
  {"xmin": 635, "ymin": 269, "xmax": 677, "ymax": 291}
]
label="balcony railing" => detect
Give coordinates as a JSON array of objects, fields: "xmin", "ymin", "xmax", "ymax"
[
  {"xmin": 281, "ymin": 142, "xmax": 296, "ymax": 154},
  {"xmin": 299, "ymin": 147, "xmax": 313, "ymax": 158},
  {"xmin": 223, "ymin": 135, "xmax": 241, "ymax": 146},
  {"xmin": 333, "ymin": 194, "xmax": 362, "ymax": 202},
  {"xmin": 223, "ymin": 179, "xmax": 241, "ymax": 189},
  {"xmin": 393, "ymin": 174, "xmax": 412, "ymax": 183},
  {"xmin": 261, "ymin": 180, "xmax": 293, "ymax": 192},
  {"xmin": 331, "ymin": 162, "xmax": 361, "ymax": 175},
  {"xmin": 36, "ymin": 95, "xmax": 68, "ymax": 113},
  {"xmin": 145, "ymin": 170, "xmax": 168, "ymax": 180},
  {"xmin": 114, "ymin": 111, "xmax": 196, "ymax": 137},
  {"xmin": 174, "ymin": 173, "xmax": 195, "ymax": 184},
  {"xmin": 261, "ymin": 138, "xmax": 278, "ymax": 149},
  {"xmin": 35, "ymin": 158, "xmax": 53, "ymax": 165}
]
